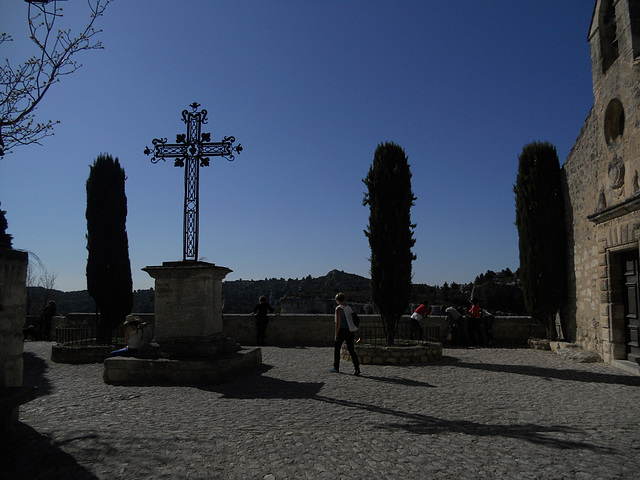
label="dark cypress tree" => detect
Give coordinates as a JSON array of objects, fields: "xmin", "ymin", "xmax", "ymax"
[
  {"xmin": 86, "ymin": 154, "xmax": 133, "ymax": 344},
  {"xmin": 514, "ymin": 141, "xmax": 566, "ymax": 339},
  {"xmin": 363, "ymin": 142, "xmax": 416, "ymax": 345}
]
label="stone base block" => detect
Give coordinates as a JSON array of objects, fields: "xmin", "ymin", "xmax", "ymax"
[
  {"xmin": 146, "ymin": 335, "xmax": 240, "ymax": 359},
  {"xmin": 553, "ymin": 344, "xmax": 602, "ymax": 363},
  {"xmin": 528, "ymin": 338, "xmax": 551, "ymax": 350},
  {"xmin": 531, "ymin": 340, "xmax": 603, "ymax": 363},
  {"xmin": 611, "ymin": 359, "xmax": 640, "ymax": 376},
  {"xmin": 342, "ymin": 342, "xmax": 442, "ymax": 365},
  {"xmin": 549, "ymin": 341, "xmax": 572, "ymax": 352},
  {"xmin": 103, "ymin": 348, "xmax": 262, "ymax": 385},
  {"xmin": 52, "ymin": 345, "xmax": 114, "ymax": 364}
]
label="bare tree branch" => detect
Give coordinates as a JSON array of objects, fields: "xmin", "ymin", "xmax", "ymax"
[{"xmin": 0, "ymin": 0, "xmax": 112, "ymax": 157}]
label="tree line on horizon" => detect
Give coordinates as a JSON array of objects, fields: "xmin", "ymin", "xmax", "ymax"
[{"xmin": 27, "ymin": 266, "xmax": 525, "ymax": 317}]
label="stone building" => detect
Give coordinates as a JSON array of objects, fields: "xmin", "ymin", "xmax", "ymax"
[
  {"xmin": 563, "ymin": 0, "xmax": 640, "ymax": 369},
  {"xmin": 0, "ymin": 247, "xmax": 30, "ymax": 431}
]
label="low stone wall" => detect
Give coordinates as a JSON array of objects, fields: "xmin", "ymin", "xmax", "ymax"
[
  {"xmin": 223, "ymin": 314, "xmax": 336, "ymax": 346},
  {"xmin": 223, "ymin": 314, "xmax": 535, "ymax": 346},
  {"xmin": 26, "ymin": 313, "xmax": 156, "ymax": 341},
  {"xmin": 55, "ymin": 313, "xmax": 155, "ymax": 329},
  {"xmin": 50, "ymin": 313, "xmax": 535, "ymax": 348}
]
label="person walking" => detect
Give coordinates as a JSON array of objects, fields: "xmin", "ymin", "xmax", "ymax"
[
  {"xmin": 332, "ymin": 293, "xmax": 360, "ymax": 375},
  {"xmin": 252, "ymin": 296, "xmax": 274, "ymax": 346}
]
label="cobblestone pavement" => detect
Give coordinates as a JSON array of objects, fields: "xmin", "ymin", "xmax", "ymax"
[{"xmin": 3, "ymin": 342, "xmax": 640, "ymax": 479}]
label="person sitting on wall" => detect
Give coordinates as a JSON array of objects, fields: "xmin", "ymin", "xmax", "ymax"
[{"xmin": 109, "ymin": 315, "xmax": 145, "ymax": 357}]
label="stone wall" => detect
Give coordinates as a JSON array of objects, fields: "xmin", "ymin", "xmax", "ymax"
[
  {"xmin": 55, "ymin": 313, "xmax": 155, "ymax": 329},
  {"xmin": 50, "ymin": 313, "xmax": 535, "ymax": 348},
  {"xmin": 563, "ymin": 0, "xmax": 640, "ymax": 362},
  {"xmin": 563, "ymin": 108, "xmax": 604, "ymax": 353},
  {"xmin": 222, "ymin": 314, "xmax": 535, "ymax": 347},
  {"xmin": 0, "ymin": 249, "xmax": 28, "ymax": 388},
  {"xmin": 0, "ymin": 248, "xmax": 29, "ymax": 430}
]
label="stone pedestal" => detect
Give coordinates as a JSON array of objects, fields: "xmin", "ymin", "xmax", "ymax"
[
  {"xmin": 104, "ymin": 260, "xmax": 261, "ymax": 386},
  {"xmin": 142, "ymin": 261, "xmax": 233, "ymax": 358}
]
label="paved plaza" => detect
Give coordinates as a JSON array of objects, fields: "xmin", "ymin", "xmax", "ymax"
[{"xmin": 3, "ymin": 341, "xmax": 640, "ymax": 479}]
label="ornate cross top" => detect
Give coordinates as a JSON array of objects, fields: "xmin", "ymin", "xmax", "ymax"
[{"xmin": 144, "ymin": 102, "xmax": 242, "ymax": 262}]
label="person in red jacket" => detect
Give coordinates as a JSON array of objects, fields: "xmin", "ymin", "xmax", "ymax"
[{"xmin": 410, "ymin": 301, "xmax": 431, "ymax": 340}]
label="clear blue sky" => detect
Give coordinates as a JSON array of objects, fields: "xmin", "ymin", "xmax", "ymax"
[{"xmin": 1, "ymin": 1, "xmax": 594, "ymax": 292}]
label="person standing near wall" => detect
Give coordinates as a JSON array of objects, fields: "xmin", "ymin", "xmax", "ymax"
[
  {"xmin": 467, "ymin": 298, "xmax": 484, "ymax": 346},
  {"xmin": 252, "ymin": 296, "xmax": 274, "ymax": 346},
  {"xmin": 36, "ymin": 301, "xmax": 57, "ymax": 341},
  {"xmin": 482, "ymin": 309, "xmax": 495, "ymax": 345},
  {"xmin": 410, "ymin": 301, "xmax": 431, "ymax": 340},
  {"xmin": 332, "ymin": 293, "xmax": 360, "ymax": 375},
  {"xmin": 444, "ymin": 305, "xmax": 462, "ymax": 344}
]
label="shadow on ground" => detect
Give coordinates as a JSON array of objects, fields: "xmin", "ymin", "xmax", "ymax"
[
  {"xmin": 22, "ymin": 350, "xmax": 53, "ymax": 395},
  {"xmin": 0, "ymin": 423, "xmax": 98, "ymax": 480},
  {"xmin": 316, "ymin": 394, "xmax": 613, "ymax": 452},
  {"xmin": 205, "ymin": 362, "xmax": 609, "ymax": 453},
  {"xmin": 438, "ymin": 355, "xmax": 640, "ymax": 385}
]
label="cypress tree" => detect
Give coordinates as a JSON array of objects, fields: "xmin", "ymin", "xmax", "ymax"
[
  {"xmin": 363, "ymin": 142, "xmax": 416, "ymax": 345},
  {"xmin": 86, "ymin": 154, "xmax": 133, "ymax": 344},
  {"xmin": 514, "ymin": 141, "xmax": 566, "ymax": 339}
]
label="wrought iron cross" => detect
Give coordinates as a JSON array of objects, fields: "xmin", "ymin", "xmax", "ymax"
[{"xmin": 144, "ymin": 102, "xmax": 242, "ymax": 262}]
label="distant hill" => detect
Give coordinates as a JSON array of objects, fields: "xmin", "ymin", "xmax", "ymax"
[
  {"xmin": 26, "ymin": 269, "xmax": 371, "ymax": 315},
  {"xmin": 222, "ymin": 269, "xmax": 373, "ymax": 314},
  {"xmin": 27, "ymin": 287, "xmax": 154, "ymax": 316}
]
